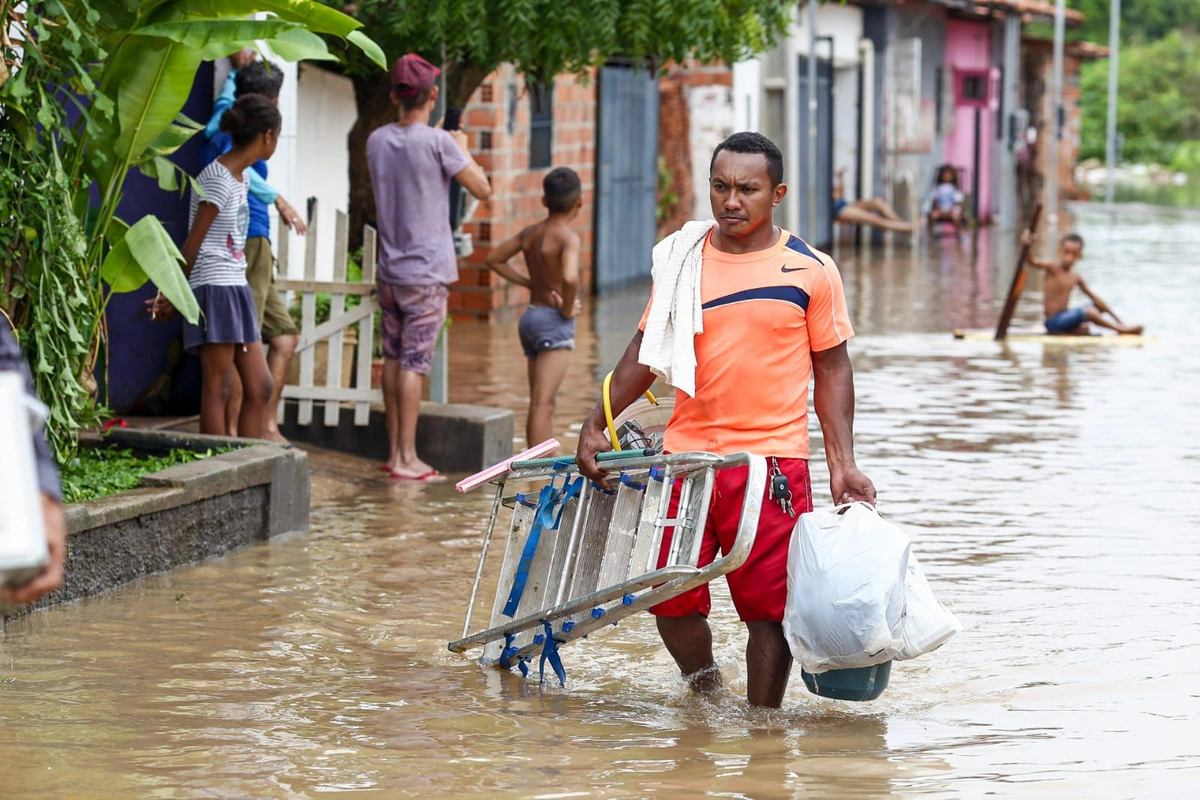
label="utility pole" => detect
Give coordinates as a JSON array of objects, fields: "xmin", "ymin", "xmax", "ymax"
[
  {"xmin": 806, "ymin": 0, "xmax": 818, "ymax": 241},
  {"xmin": 1105, "ymin": 0, "xmax": 1121, "ymax": 206},
  {"xmin": 1047, "ymin": 0, "xmax": 1065, "ymax": 230}
]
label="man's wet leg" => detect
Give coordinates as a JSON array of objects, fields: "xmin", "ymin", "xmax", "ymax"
[
  {"xmin": 657, "ymin": 614, "xmax": 721, "ymax": 693},
  {"xmin": 745, "ymin": 620, "xmax": 792, "ymax": 708}
]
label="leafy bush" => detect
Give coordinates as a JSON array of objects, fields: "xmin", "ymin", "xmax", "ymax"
[
  {"xmin": 0, "ymin": 0, "xmax": 382, "ymax": 462},
  {"xmin": 60, "ymin": 446, "xmax": 232, "ymax": 504},
  {"xmin": 1168, "ymin": 141, "xmax": 1200, "ymax": 174},
  {"xmin": 1080, "ymin": 33, "xmax": 1200, "ymax": 166}
]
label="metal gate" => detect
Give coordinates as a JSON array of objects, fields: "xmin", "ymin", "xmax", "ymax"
[
  {"xmin": 798, "ymin": 55, "xmax": 834, "ymax": 249},
  {"xmin": 594, "ymin": 65, "xmax": 659, "ymax": 293}
]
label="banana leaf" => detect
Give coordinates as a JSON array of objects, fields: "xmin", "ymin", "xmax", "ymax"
[
  {"xmin": 263, "ymin": 27, "xmax": 337, "ymax": 62},
  {"xmin": 134, "ymin": 17, "xmax": 298, "ymax": 49},
  {"xmin": 136, "ymin": 113, "xmax": 205, "ymax": 163},
  {"xmin": 147, "ymin": 0, "xmax": 385, "ymax": 68},
  {"xmin": 100, "ymin": 215, "xmax": 199, "ymax": 324},
  {"xmin": 106, "ymin": 35, "xmax": 203, "ymax": 188}
]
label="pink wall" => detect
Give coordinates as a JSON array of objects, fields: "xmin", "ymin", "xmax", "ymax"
[{"xmin": 944, "ymin": 18, "xmax": 994, "ymax": 219}]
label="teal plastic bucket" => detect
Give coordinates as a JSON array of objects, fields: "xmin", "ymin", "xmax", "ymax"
[{"xmin": 801, "ymin": 660, "xmax": 892, "ymax": 702}]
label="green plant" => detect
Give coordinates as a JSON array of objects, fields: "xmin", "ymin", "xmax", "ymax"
[
  {"xmin": 656, "ymin": 155, "xmax": 678, "ymax": 224},
  {"xmin": 59, "ymin": 445, "xmax": 234, "ymax": 503},
  {"xmin": 1079, "ymin": 32, "xmax": 1200, "ymax": 166},
  {"xmin": 1169, "ymin": 141, "xmax": 1200, "ymax": 173},
  {"xmin": 0, "ymin": 0, "xmax": 383, "ymax": 460}
]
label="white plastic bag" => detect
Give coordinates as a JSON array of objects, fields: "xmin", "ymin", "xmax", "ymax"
[
  {"xmin": 0, "ymin": 373, "xmax": 48, "ymax": 588},
  {"xmin": 896, "ymin": 555, "xmax": 961, "ymax": 660},
  {"xmin": 783, "ymin": 502, "xmax": 910, "ymax": 674}
]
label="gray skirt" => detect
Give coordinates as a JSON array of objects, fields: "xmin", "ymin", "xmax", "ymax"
[{"xmin": 182, "ymin": 283, "xmax": 262, "ymax": 353}]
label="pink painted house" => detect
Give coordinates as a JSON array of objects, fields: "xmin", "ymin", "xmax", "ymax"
[{"xmin": 944, "ymin": 16, "xmax": 1000, "ymax": 222}]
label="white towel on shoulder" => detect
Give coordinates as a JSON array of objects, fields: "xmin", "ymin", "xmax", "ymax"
[{"xmin": 637, "ymin": 219, "xmax": 717, "ymax": 398}]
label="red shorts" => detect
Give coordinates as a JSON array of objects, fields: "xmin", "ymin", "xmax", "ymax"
[{"xmin": 650, "ymin": 458, "xmax": 813, "ymax": 622}]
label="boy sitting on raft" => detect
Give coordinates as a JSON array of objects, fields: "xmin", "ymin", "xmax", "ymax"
[
  {"xmin": 485, "ymin": 167, "xmax": 583, "ymax": 449},
  {"xmin": 1021, "ymin": 229, "xmax": 1144, "ymax": 335}
]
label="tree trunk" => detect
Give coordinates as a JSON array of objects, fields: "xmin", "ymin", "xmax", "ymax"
[
  {"xmin": 348, "ymin": 71, "xmax": 396, "ymax": 254},
  {"xmin": 445, "ymin": 60, "xmax": 488, "ymax": 109}
]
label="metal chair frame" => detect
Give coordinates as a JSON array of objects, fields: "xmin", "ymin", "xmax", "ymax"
[{"xmin": 449, "ymin": 452, "xmax": 766, "ymax": 672}]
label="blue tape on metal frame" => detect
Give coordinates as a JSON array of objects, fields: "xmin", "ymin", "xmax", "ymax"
[
  {"xmin": 538, "ymin": 620, "xmax": 566, "ymax": 687},
  {"xmin": 619, "ymin": 474, "xmax": 647, "ymax": 492}
]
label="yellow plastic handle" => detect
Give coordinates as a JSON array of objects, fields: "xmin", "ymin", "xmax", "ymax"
[{"xmin": 603, "ymin": 371, "xmax": 657, "ymax": 451}]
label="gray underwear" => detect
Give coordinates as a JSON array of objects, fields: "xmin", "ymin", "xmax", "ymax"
[{"xmin": 518, "ymin": 304, "xmax": 576, "ymax": 358}]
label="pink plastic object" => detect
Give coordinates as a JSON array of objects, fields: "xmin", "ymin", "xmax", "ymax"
[{"xmin": 455, "ymin": 438, "xmax": 561, "ymax": 494}]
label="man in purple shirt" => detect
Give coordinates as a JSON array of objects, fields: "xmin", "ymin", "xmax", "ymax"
[{"xmin": 368, "ymin": 54, "xmax": 490, "ymax": 481}]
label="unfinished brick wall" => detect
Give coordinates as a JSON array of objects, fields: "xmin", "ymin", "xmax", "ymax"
[
  {"xmin": 657, "ymin": 61, "xmax": 732, "ymax": 239},
  {"xmin": 1025, "ymin": 41, "xmax": 1094, "ymax": 203},
  {"xmin": 452, "ymin": 66, "xmax": 596, "ymax": 321}
]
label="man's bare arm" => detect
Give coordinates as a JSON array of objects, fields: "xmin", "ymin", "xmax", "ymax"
[
  {"xmin": 812, "ymin": 342, "xmax": 876, "ymax": 504},
  {"xmin": 449, "ymin": 130, "xmax": 491, "ymax": 200},
  {"xmin": 576, "ymin": 330, "xmax": 655, "ymax": 482},
  {"xmin": 484, "ymin": 232, "xmax": 531, "ymax": 288}
]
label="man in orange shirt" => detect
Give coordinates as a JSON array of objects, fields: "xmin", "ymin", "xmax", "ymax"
[{"xmin": 577, "ymin": 132, "xmax": 875, "ymax": 708}]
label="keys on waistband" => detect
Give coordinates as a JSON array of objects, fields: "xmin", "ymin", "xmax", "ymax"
[{"xmin": 768, "ymin": 457, "xmax": 795, "ymax": 518}]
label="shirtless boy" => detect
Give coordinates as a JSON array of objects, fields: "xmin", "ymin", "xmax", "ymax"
[
  {"xmin": 1021, "ymin": 229, "xmax": 1143, "ymax": 335},
  {"xmin": 485, "ymin": 167, "xmax": 583, "ymax": 447}
]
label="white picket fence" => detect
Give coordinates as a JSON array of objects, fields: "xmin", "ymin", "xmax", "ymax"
[{"xmin": 275, "ymin": 199, "xmax": 448, "ymax": 429}]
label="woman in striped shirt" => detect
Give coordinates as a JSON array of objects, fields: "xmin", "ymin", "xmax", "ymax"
[{"xmin": 152, "ymin": 94, "xmax": 279, "ymax": 438}]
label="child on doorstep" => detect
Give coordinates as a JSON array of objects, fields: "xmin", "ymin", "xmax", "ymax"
[
  {"xmin": 151, "ymin": 94, "xmax": 278, "ymax": 437},
  {"xmin": 928, "ymin": 164, "xmax": 965, "ymax": 235}
]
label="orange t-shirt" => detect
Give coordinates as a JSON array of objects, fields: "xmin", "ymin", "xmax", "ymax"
[{"xmin": 639, "ymin": 228, "xmax": 853, "ymax": 459}]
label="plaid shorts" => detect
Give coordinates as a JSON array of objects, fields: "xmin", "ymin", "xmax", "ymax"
[{"xmin": 376, "ymin": 281, "xmax": 448, "ymax": 375}]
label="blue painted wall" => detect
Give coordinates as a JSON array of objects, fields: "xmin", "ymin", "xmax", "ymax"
[{"xmin": 104, "ymin": 62, "xmax": 213, "ymax": 415}]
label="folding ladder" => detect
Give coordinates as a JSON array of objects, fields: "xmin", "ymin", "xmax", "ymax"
[{"xmin": 448, "ymin": 451, "xmax": 767, "ymax": 684}]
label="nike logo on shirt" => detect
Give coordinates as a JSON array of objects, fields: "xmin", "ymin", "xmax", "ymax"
[{"xmin": 781, "ymin": 264, "xmax": 809, "ymax": 273}]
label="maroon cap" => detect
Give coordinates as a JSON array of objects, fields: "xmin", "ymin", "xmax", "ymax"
[{"xmin": 391, "ymin": 53, "xmax": 440, "ymax": 96}]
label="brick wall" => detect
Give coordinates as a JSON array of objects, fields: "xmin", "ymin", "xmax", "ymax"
[
  {"xmin": 1025, "ymin": 42, "xmax": 1091, "ymax": 203},
  {"xmin": 656, "ymin": 61, "xmax": 733, "ymax": 239},
  {"xmin": 451, "ymin": 66, "xmax": 597, "ymax": 321}
]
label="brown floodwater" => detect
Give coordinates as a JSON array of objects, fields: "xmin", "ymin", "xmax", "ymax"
[{"xmin": 2, "ymin": 204, "xmax": 1198, "ymax": 797}]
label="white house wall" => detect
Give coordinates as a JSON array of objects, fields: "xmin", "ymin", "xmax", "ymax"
[
  {"xmin": 754, "ymin": 1, "xmax": 865, "ymax": 234},
  {"xmin": 214, "ymin": 58, "xmax": 303, "ymax": 276},
  {"xmin": 790, "ymin": 1, "xmax": 866, "ymax": 67},
  {"xmin": 887, "ymin": 3, "xmax": 948, "ymax": 217},
  {"xmin": 832, "ymin": 67, "xmax": 860, "ymax": 203},
  {"xmin": 732, "ymin": 60, "xmax": 761, "ymax": 132},
  {"xmin": 291, "ymin": 64, "xmax": 356, "ymax": 281},
  {"xmin": 687, "ymin": 84, "xmax": 736, "ymax": 220},
  {"xmin": 271, "ymin": 61, "xmax": 300, "ymax": 273}
]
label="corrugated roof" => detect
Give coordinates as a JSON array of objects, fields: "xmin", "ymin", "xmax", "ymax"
[
  {"xmin": 1024, "ymin": 36, "xmax": 1111, "ymax": 58},
  {"xmin": 1010, "ymin": 0, "xmax": 1086, "ymax": 25},
  {"xmin": 857, "ymin": 0, "xmax": 1086, "ymax": 27}
]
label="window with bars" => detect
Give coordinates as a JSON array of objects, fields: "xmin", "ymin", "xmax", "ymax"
[{"xmin": 529, "ymin": 81, "xmax": 554, "ymax": 169}]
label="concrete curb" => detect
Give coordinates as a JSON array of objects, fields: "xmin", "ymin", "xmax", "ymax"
[
  {"xmin": 4, "ymin": 429, "xmax": 309, "ymax": 623},
  {"xmin": 278, "ymin": 400, "xmax": 513, "ymax": 473}
]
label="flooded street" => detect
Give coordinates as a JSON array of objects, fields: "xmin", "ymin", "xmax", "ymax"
[{"xmin": 3, "ymin": 203, "xmax": 1199, "ymax": 797}]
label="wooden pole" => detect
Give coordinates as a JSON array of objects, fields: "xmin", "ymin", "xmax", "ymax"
[{"xmin": 994, "ymin": 203, "xmax": 1043, "ymax": 340}]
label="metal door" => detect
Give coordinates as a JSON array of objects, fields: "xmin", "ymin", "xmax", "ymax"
[
  {"xmin": 798, "ymin": 56, "xmax": 834, "ymax": 248},
  {"xmin": 594, "ymin": 66, "xmax": 659, "ymax": 293}
]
